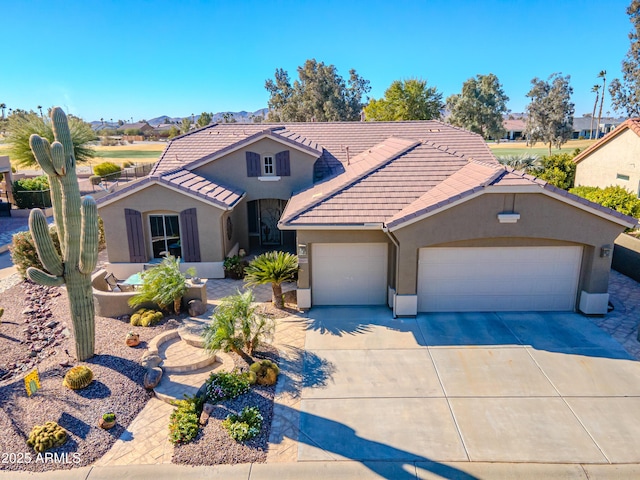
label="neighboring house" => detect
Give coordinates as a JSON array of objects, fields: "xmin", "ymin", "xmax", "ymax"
[
  {"xmin": 574, "ymin": 118, "xmax": 640, "ymax": 195},
  {"xmin": 572, "ymin": 116, "xmax": 625, "ymax": 140},
  {"xmin": 96, "ymin": 121, "xmax": 636, "ymax": 316},
  {"xmin": 502, "ymin": 118, "xmax": 526, "ymax": 141},
  {"xmin": 118, "ymin": 122, "xmax": 154, "ymax": 135}
]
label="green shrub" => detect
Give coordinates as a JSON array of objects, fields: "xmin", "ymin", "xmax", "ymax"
[
  {"xmin": 223, "ymin": 255, "xmax": 248, "ymax": 279},
  {"xmin": 570, "ymin": 185, "xmax": 640, "ymax": 219},
  {"xmin": 12, "ymin": 175, "xmax": 51, "ymax": 208},
  {"xmin": 535, "ymin": 152, "xmax": 577, "ymax": 190},
  {"xmin": 10, "ymin": 227, "xmax": 61, "ymax": 278},
  {"xmin": 205, "ymin": 371, "xmax": 251, "ymax": 402},
  {"xmin": 222, "ymin": 406, "xmax": 263, "ymax": 442},
  {"xmin": 168, "ymin": 395, "xmax": 203, "ymax": 444},
  {"xmin": 122, "ymin": 161, "xmax": 134, "ymax": 168},
  {"xmin": 93, "ymin": 161, "xmax": 122, "ymax": 179},
  {"xmin": 130, "ymin": 308, "xmax": 163, "ymax": 327}
]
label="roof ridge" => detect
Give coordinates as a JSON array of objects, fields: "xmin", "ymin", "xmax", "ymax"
[{"xmin": 281, "ymin": 138, "xmax": 421, "ymax": 223}]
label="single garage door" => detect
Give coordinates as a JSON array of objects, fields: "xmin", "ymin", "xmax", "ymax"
[
  {"xmin": 418, "ymin": 246, "xmax": 582, "ymax": 312},
  {"xmin": 312, "ymin": 243, "xmax": 388, "ymax": 305}
]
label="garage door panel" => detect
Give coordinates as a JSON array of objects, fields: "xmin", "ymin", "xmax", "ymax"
[
  {"xmin": 312, "ymin": 243, "xmax": 387, "ymax": 306},
  {"xmin": 418, "ymin": 247, "xmax": 581, "ymax": 312}
]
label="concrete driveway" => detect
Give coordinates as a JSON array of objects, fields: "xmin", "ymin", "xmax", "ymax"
[{"xmin": 299, "ymin": 307, "xmax": 640, "ymax": 465}]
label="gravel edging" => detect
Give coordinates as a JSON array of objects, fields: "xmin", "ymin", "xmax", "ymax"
[
  {"xmin": 0, "ymin": 280, "xmax": 178, "ymax": 472},
  {"xmin": 172, "ymin": 347, "xmax": 278, "ymax": 466}
]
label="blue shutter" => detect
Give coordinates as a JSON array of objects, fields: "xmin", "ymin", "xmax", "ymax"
[
  {"xmin": 246, "ymin": 151, "xmax": 260, "ymax": 177},
  {"xmin": 180, "ymin": 208, "xmax": 201, "ymax": 262},
  {"xmin": 275, "ymin": 150, "xmax": 290, "ymax": 176},
  {"xmin": 124, "ymin": 208, "xmax": 146, "ymax": 263}
]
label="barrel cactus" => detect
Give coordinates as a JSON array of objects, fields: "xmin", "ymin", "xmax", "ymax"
[
  {"xmin": 130, "ymin": 308, "xmax": 163, "ymax": 327},
  {"xmin": 27, "ymin": 108, "xmax": 98, "ymax": 360},
  {"xmin": 26, "ymin": 422, "xmax": 67, "ymax": 453},
  {"xmin": 249, "ymin": 359, "xmax": 280, "ymax": 386},
  {"xmin": 63, "ymin": 365, "xmax": 94, "ymax": 390}
]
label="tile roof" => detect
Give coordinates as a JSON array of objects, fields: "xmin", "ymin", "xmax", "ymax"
[
  {"xmin": 573, "ymin": 118, "xmax": 640, "ymax": 164},
  {"xmin": 280, "ymin": 140, "xmax": 474, "ymax": 226},
  {"xmin": 96, "ymin": 169, "xmax": 244, "ymax": 210},
  {"xmin": 150, "ymin": 120, "xmax": 497, "ymax": 177}
]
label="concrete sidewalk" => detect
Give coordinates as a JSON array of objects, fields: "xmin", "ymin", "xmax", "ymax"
[{"xmin": 2, "ymin": 461, "xmax": 640, "ymax": 479}]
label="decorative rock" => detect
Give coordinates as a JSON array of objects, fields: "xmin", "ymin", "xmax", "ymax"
[
  {"xmin": 143, "ymin": 367, "xmax": 163, "ymax": 389},
  {"xmin": 199, "ymin": 402, "xmax": 215, "ymax": 425},
  {"xmin": 188, "ymin": 299, "xmax": 207, "ymax": 317},
  {"xmin": 141, "ymin": 352, "xmax": 162, "ymax": 368},
  {"xmin": 45, "ymin": 321, "xmax": 58, "ymax": 329},
  {"xmin": 125, "ymin": 332, "xmax": 140, "ymax": 347}
]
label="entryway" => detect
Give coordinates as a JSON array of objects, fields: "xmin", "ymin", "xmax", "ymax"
[{"xmin": 247, "ymin": 199, "xmax": 295, "ymax": 252}]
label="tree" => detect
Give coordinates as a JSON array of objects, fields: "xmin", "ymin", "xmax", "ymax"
[
  {"xmin": 244, "ymin": 251, "xmax": 298, "ymax": 309},
  {"xmin": 446, "ymin": 73, "xmax": 509, "ymax": 139},
  {"xmin": 596, "ymin": 70, "xmax": 606, "ymax": 137},
  {"xmin": 180, "ymin": 117, "xmax": 191, "ymax": 134},
  {"xmin": 610, "ymin": 1, "xmax": 640, "ymax": 117},
  {"xmin": 6, "ymin": 110, "xmax": 96, "ymax": 167},
  {"xmin": 589, "ymin": 85, "xmax": 600, "ymax": 139},
  {"xmin": 265, "ymin": 59, "xmax": 370, "ymax": 122},
  {"xmin": 364, "ymin": 78, "xmax": 443, "ymax": 121},
  {"xmin": 196, "ymin": 111, "xmax": 212, "ymax": 128},
  {"xmin": 0, "ymin": 103, "xmax": 5, "ymax": 119},
  {"xmin": 167, "ymin": 125, "xmax": 180, "ymax": 139},
  {"xmin": 524, "ymin": 73, "xmax": 575, "ymax": 155}
]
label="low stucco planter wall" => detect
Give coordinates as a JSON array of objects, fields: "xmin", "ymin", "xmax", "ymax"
[
  {"xmin": 91, "ymin": 269, "xmax": 208, "ymax": 318},
  {"xmin": 613, "ymin": 233, "xmax": 640, "ymax": 283}
]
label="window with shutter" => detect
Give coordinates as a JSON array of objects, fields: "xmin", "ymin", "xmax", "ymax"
[
  {"xmin": 275, "ymin": 150, "xmax": 291, "ymax": 176},
  {"xmin": 246, "ymin": 151, "xmax": 260, "ymax": 177},
  {"xmin": 180, "ymin": 208, "xmax": 201, "ymax": 262},
  {"xmin": 124, "ymin": 208, "xmax": 147, "ymax": 263}
]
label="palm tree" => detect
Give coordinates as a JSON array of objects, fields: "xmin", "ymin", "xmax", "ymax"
[
  {"xmin": 244, "ymin": 251, "xmax": 298, "ymax": 309},
  {"xmin": 596, "ymin": 70, "xmax": 607, "ymax": 139},
  {"xmin": 0, "ymin": 103, "xmax": 5, "ymax": 119},
  {"xmin": 497, "ymin": 154, "xmax": 542, "ymax": 173},
  {"xmin": 37, "ymin": 105, "xmax": 43, "ymax": 118},
  {"xmin": 590, "ymin": 85, "xmax": 600, "ymax": 139}
]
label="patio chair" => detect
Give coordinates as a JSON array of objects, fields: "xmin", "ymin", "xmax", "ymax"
[{"xmin": 104, "ymin": 273, "xmax": 121, "ymax": 290}]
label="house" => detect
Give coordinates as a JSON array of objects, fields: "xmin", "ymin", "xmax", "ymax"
[
  {"xmin": 572, "ymin": 116, "xmax": 624, "ymax": 140},
  {"xmin": 502, "ymin": 118, "xmax": 526, "ymax": 141},
  {"xmin": 96, "ymin": 121, "xmax": 636, "ymax": 316},
  {"xmin": 574, "ymin": 118, "xmax": 640, "ymax": 195},
  {"xmin": 118, "ymin": 122, "xmax": 154, "ymax": 135}
]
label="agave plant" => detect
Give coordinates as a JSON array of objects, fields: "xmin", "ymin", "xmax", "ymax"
[
  {"xmin": 244, "ymin": 251, "xmax": 298, "ymax": 309},
  {"xmin": 129, "ymin": 255, "xmax": 195, "ymax": 313},
  {"xmin": 497, "ymin": 154, "xmax": 542, "ymax": 174}
]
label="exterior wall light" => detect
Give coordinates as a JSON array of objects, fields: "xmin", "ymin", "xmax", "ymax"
[
  {"xmin": 497, "ymin": 213, "xmax": 521, "ymax": 224},
  {"xmin": 298, "ymin": 243, "xmax": 308, "ymax": 256},
  {"xmin": 600, "ymin": 245, "xmax": 612, "ymax": 257}
]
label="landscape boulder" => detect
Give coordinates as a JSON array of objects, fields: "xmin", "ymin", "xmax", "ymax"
[
  {"xmin": 143, "ymin": 367, "xmax": 163, "ymax": 389},
  {"xmin": 188, "ymin": 299, "xmax": 207, "ymax": 317}
]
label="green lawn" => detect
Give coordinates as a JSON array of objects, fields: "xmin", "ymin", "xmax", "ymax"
[
  {"xmin": 93, "ymin": 149, "xmax": 163, "ymax": 159},
  {"xmin": 489, "ymin": 139, "xmax": 595, "ymax": 158}
]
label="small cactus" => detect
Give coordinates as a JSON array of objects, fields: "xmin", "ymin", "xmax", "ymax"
[
  {"xmin": 130, "ymin": 308, "xmax": 163, "ymax": 327},
  {"xmin": 26, "ymin": 422, "xmax": 67, "ymax": 453},
  {"xmin": 63, "ymin": 365, "xmax": 94, "ymax": 390},
  {"xmin": 249, "ymin": 359, "xmax": 279, "ymax": 386}
]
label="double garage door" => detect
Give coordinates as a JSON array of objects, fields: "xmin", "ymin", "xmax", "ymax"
[{"xmin": 418, "ymin": 246, "xmax": 582, "ymax": 312}]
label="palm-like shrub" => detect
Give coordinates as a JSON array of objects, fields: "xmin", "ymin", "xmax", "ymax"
[
  {"xmin": 129, "ymin": 255, "xmax": 195, "ymax": 314},
  {"xmin": 497, "ymin": 154, "xmax": 542, "ymax": 173},
  {"xmin": 202, "ymin": 289, "xmax": 273, "ymax": 357},
  {"xmin": 244, "ymin": 251, "xmax": 298, "ymax": 309}
]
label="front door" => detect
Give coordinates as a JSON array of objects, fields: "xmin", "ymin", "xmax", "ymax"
[{"xmin": 260, "ymin": 199, "xmax": 282, "ymax": 245}]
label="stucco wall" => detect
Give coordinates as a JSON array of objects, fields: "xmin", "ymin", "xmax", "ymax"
[
  {"xmin": 99, "ymin": 184, "xmax": 225, "ymax": 263},
  {"xmin": 391, "ymin": 192, "xmax": 625, "ymax": 297},
  {"xmin": 193, "ymin": 138, "xmax": 318, "ymax": 202},
  {"xmin": 575, "ymin": 129, "xmax": 640, "ymax": 193}
]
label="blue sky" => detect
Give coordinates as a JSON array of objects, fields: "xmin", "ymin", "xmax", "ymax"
[{"xmin": 1, "ymin": 0, "xmax": 632, "ymax": 122}]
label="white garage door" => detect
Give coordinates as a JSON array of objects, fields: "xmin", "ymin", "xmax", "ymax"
[
  {"xmin": 312, "ymin": 243, "xmax": 388, "ymax": 305},
  {"xmin": 418, "ymin": 246, "xmax": 582, "ymax": 312}
]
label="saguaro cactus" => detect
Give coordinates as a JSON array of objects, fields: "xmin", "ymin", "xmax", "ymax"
[{"xmin": 27, "ymin": 107, "xmax": 98, "ymax": 360}]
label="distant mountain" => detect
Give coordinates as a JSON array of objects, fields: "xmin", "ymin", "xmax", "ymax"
[{"xmin": 91, "ymin": 109, "xmax": 270, "ymax": 126}]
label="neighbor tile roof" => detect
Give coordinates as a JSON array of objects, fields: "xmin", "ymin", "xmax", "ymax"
[{"xmin": 573, "ymin": 118, "xmax": 640, "ymax": 164}]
